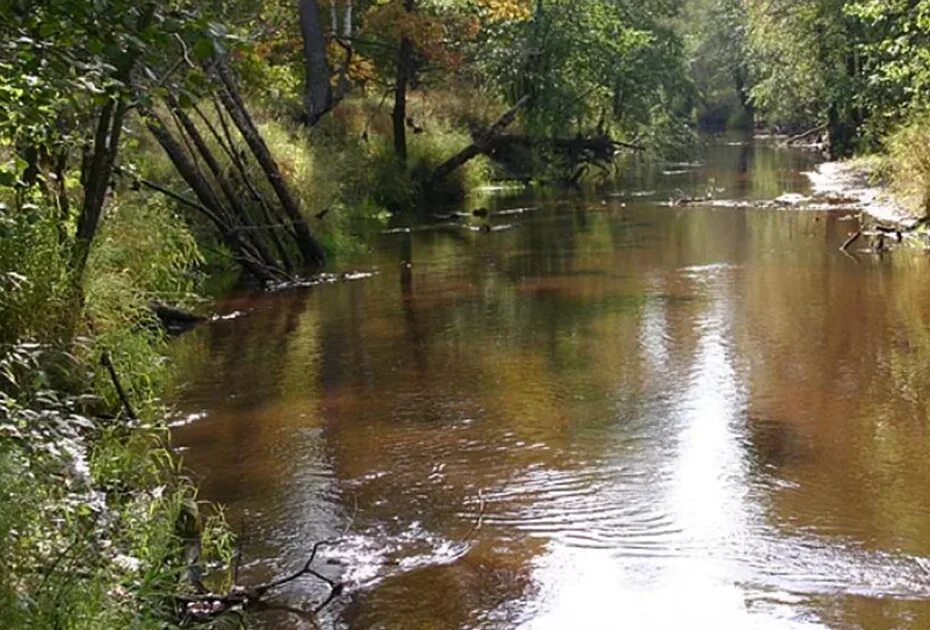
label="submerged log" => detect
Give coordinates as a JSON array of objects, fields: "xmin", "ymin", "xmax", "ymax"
[
  {"xmin": 841, "ymin": 230, "xmax": 861, "ymax": 251},
  {"xmin": 150, "ymin": 301, "xmax": 207, "ymax": 331}
]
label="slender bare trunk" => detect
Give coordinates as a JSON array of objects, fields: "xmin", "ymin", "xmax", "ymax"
[
  {"xmin": 300, "ymin": 0, "xmax": 333, "ymax": 126},
  {"xmin": 72, "ymin": 3, "xmax": 156, "ymax": 278},
  {"xmin": 344, "ymin": 0, "xmax": 352, "ymax": 38},
  {"xmin": 393, "ymin": 2, "xmax": 414, "ymax": 163},
  {"xmin": 213, "ymin": 60, "xmax": 327, "ymax": 270},
  {"xmin": 145, "ymin": 111, "xmax": 282, "ymax": 282}
]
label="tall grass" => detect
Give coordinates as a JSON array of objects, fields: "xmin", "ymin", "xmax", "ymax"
[
  {"xmin": 255, "ymin": 92, "xmax": 494, "ymax": 215},
  {"xmin": 129, "ymin": 92, "xmax": 497, "ymax": 268},
  {"xmin": 886, "ymin": 111, "xmax": 930, "ymax": 217},
  {"xmin": 0, "ymin": 187, "xmax": 232, "ymax": 628},
  {"xmin": 0, "ymin": 192, "xmax": 71, "ymax": 344}
]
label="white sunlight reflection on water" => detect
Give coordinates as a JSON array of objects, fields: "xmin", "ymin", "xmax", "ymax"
[{"xmin": 524, "ymin": 265, "xmax": 826, "ymax": 629}]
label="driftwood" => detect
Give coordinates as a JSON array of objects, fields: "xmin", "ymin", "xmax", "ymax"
[
  {"xmin": 783, "ymin": 123, "xmax": 828, "ymax": 146},
  {"xmin": 841, "ymin": 230, "xmax": 862, "ymax": 251},
  {"xmin": 841, "ymin": 215, "xmax": 928, "ymax": 252},
  {"xmin": 178, "ymin": 539, "xmax": 343, "ymax": 626}
]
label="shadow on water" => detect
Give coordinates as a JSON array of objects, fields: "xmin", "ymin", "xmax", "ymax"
[{"xmin": 171, "ymin": 136, "xmax": 930, "ymax": 629}]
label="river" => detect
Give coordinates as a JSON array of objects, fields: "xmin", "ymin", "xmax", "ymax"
[{"xmin": 170, "ymin": 136, "xmax": 930, "ymax": 629}]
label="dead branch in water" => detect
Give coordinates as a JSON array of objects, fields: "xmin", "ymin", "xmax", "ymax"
[
  {"xmin": 177, "ymin": 540, "xmax": 343, "ymax": 625},
  {"xmin": 179, "ymin": 497, "xmax": 358, "ymax": 625},
  {"xmin": 841, "ymin": 230, "xmax": 862, "ymax": 251},
  {"xmin": 783, "ymin": 123, "xmax": 828, "ymax": 146},
  {"xmin": 848, "ymin": 215, "xmax": 930, "ymax": 252},
  {"xmin": 463, "ymin": 490, "xmax": 486, "ymax": 542}
]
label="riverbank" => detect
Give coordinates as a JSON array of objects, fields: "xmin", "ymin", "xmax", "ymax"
[
  {"xmin": 0, "ymin": 195, "xmax": 237, "ymax": 626},
  {"xmin": 806, "ymin": 158, "xmax": 920, "ymax": 225},
  {"xmin": 0, "ymin": 83, "xmax": 540, "ymax": 626}
]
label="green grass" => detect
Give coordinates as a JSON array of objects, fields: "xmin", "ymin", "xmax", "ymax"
[
  {"xmin": 885, "ymin": 110, "xmax": 930, "ymax": 218},
  {"xmin": 0, "ymin": 186, "xmax": 233, "ymax": 628}
]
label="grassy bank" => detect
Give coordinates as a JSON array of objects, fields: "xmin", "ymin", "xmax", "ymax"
[
  {"xmin": 880, "ymin": 111, "xmax": 930, "ymax": 219},
  {"xmin": 0, "ymin": 85, "xmax": 506, "ymax": 628},
  {"xmin": 132, "ymin": 89, "xmax": 499, "ymax": 272},
  {"xmin": 825, "ymin": 111, "xmax": 930, "ymax": 225},
  {"xmin": 0, "ymin": 188, "xmax": 236, "ymax": 626}
]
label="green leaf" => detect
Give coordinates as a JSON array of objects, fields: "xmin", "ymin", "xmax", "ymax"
[{"xmin": 192, "ymin": 37, "xmax": 214, "ymax": 61}]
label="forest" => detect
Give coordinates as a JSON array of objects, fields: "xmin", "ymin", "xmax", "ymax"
[{"xmin": 3, "ymin": 0, "xmax": 930, "ymax": 627}]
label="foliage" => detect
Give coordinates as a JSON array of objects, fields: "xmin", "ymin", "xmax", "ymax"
[
  {"xmin": 742, "ymin": 0, "xmax": 853, "ymax": 129},
  {"xmin": 0, "ymin": 195, "xmax": 71, "ymax": 344},
  {"xmin": 708, "ymin": 0, "xmax": 930, "ymax": 154},
  {"xmin": 886, "ymin": 110, "xmax": 930, "ymax": 216},
  {"xmin": 0, "ymin": 0, "xmax": 220, "ymax": 151},
  {"xmin": 0, "ymin": 341, "xmax": 232, "ymax": 628},
  {"xmin": 472, "ymin": 0, "xmax": 691, "ymax": 140},
  {"xmin": 260, "ymin": 94, "xmax": 491, "ymax": 215},
  {"xmin": 0, "ymin": 184, "xmax": 227, "ymax": 628},
  {"xmin": 680, "ymin": 0, "xmax": 753, "ymax": 128},
  {"xmin": 844, "ymin": 0, "xmax": 930, "ymax": 141}
]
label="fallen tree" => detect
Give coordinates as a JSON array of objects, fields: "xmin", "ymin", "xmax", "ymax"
[
  {"xmin": 428, "ymin": 97, "xmax": 643, "ymax": 190},
  {"xmin": 429, "ymin": 95, "xmax": 530, "ymax": 185}
]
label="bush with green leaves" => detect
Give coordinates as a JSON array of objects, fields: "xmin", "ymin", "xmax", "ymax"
[
  {"xmin": 885, "ymin": 110, "xmax": 930, "ymax": 217},
  {"xmin": 0, "ymin": 183, "xmax": 233, "ymax": 628},
  {"xmin": 0, "ymin": 339, "xmax": 233, "ymax": 628}
]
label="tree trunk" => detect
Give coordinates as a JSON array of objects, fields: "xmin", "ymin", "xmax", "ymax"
[
  {"xmin": 392, "ymin": 0, "xmax": 414, "ymax": 163},
  {"xmin": 344, "ymin": 0, "xmax": 353, "ymax": 38},
  {"xmin": 212, "ymin": 60, "xmax": 327, "ymax": 271},
  {"xmin": 300, "ymin": 0, "xmax": 334, "ymax": 126},
  {"xmin": 733, "ymin": 66, "xmax": 755, "ymax": 126},
  {"xmin": 145, "ymin": 111, "xmax": 281, "ymax": 283},
  {"xmin": 73, "ymin": 97, "xmax": 129, "ymax": 276},
  {"xmin": 827, "ymin": 102, "xmax": 856, "ymax": 159},
  {"xmin": 430, "ymin": 95, "xmax": 529, "ymax": 183},
  {"xmin": 72, "ymin": 3, "xmax": 156, "ymax": 277},
  {"xmin": 165, "ymin": 96, "xmax": 283, "ymax": 269},
  {"xmin": 196, "ymin": 100, "xmax": 296, "ymax": 271}
]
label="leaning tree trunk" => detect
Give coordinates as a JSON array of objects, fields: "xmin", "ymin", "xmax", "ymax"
[
  {"xmin": 144, "ymin": 110, "xmax": 283, "ymax": 283},
  {"xmin": 299, "ymin": 0, "xmax": 333, "ymax": 126},
  {"xmin": 212, "ymin": 60, "xmax": 327, "ymax": 270},
  {"xmin": 430, "ymin": 96, "xmax": 530, "ymax": 184}
]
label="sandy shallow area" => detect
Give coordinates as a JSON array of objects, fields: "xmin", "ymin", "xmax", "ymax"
[{"xmin": 805, "ymin": 160, "xmax": 918, "ymax": 225}]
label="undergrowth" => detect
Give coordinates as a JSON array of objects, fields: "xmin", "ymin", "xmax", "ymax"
[
  {"xmin": 0, "ymin": 192, "xmax": 233, "ymax": 628},
  {"xmin": 885, "ymin": 110, "xmax": 930, "ymax": 217}
]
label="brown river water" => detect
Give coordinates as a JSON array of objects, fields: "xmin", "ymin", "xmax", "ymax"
[{"xmin": 170, "ymin": 137, "xmax": 930, "ymax": 629}]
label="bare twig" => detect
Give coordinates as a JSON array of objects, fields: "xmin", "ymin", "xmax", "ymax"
[
  {"xmin": 841, "ymin": 229, "xmax": 862, "ymax": 251},
  {"xmin": 101, "ymin": 351, "xmax": 137, "ymax": 420}
]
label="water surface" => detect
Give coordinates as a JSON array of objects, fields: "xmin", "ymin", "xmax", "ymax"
[{"xmin": 172, "ymin": 138, "xmax": 930, "ymax": 629}]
